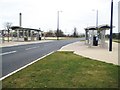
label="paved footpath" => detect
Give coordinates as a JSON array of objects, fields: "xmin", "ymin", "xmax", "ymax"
[
  {"xmin": 59, "ymin": 41, "xmax": 119, "ymax": 65},
  {"xmin": 0, "ymin": 40, "xmax": 53, "ymax": 47}
]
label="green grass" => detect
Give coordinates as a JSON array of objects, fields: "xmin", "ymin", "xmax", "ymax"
[
  {"xmin": 113, "ymin": 39, "xmax": 120, "ymax": 43},
  {"xmin": 2, "ymin": 51, "xmax": 119, "ymax": 88}
]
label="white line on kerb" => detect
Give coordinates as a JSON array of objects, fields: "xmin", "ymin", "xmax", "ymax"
[
  {"xmin": 0, "ymin": 51, "xmax": 55, "ymax": 81},
  {"xmin": 25, "ymin": 46, "xmax": 39, "ymax": 50},
  {"xmin": 0, "ymin": 51, "xmax": 17, "ymax": 56}
]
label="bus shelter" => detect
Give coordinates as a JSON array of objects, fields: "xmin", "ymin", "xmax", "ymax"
[
  {"xmin": 85, "ymin": 26, "xmax": 98, "ymax": 47},
  {"xmin": 85, "ymin": 25, "xmax": 110, "ymax": 47},
  {"xmin": 0, "ymin": 29, "xmax": 12, "ymax": 43},
  {"xmin": 11, "ymin": 26, "xmax": 42, "ymax": 41},
  {"xmin": 98, "ymin": 25, "xmax": 110, "ymax": 47}
]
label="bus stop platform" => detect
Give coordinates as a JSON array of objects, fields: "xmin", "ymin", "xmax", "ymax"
[{"xmin": 59, "ymin": 41, "xmax": 119, "ymax": 65}]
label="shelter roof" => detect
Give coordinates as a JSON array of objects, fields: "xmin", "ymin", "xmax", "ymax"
[
  {"xmin": 11, "ymin": 26, "xmax": 42, "ymax": 32},
  {"xmin": 84, "ymin": 24, "xmax": 114, "ymax": 31},
  {"xmin": 85, "ymin": 26, "xmax": 97, "ymax": 31},
  {"xmin": 98, "ymin": 24, "xmax": 110, "ymax": 30}
]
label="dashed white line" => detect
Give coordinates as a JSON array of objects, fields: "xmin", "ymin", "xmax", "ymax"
[
  {"xmin": 0, "ymin": 51, "xmax": 17, "ymax": 56},
  {"xmin": 25, "ymin": 46, "xmax": 39, "ymax": 50}
]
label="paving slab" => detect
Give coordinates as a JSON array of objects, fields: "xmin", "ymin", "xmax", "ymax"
[{"xmin": 59, "ymin": 41, "xmax": 119, "ymax": 65}]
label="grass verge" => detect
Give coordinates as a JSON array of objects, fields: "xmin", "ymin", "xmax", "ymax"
[{"xmin": 2, "ymin": 51, "xmax": 119, "ymax": 88}]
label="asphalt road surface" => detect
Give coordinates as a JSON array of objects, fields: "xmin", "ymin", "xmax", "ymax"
[{"xmin": 0, "ymin": 38, "xmax": 84, "ymax": 78}]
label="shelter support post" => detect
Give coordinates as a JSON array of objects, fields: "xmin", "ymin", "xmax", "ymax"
[{"xmin": 17, "ymin": 29, "xmax": 19, "ymax": 41}]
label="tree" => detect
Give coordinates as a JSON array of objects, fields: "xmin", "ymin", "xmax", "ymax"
[
  {"xmin": 45, "ymin": 30, "xmax": 55, "ymax": 37},
  {"xmin": 73, "ymin": 27, "xmax": 78, "ymax": 37},
  {"xmin": 105, "ymin": 33, "xmax": 119, "ymax": 39},
  {"xmin": 4, "ymin": 22, "xmax": 12, "ymax": 42},
  {"xmin": 55, "ymin": 30, "xmax": 65, "ymax": 37}
]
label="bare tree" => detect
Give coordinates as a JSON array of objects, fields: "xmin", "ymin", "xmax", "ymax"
[{"xmin": 4, "ymin": 22, "xmax": 12, "ymax": 42}]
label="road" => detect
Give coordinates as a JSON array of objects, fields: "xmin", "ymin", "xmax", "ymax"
[{"xmin": 0, "ymin": 38, "xmax": 84, "ymax": 78}]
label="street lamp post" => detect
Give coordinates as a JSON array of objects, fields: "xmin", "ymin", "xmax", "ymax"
[
  {"xmin": 92, "ymin": 9, "xmax": 98, "ymax": 27},
  {"xmin": 92, "ymin": 9, "xmax": 99, "ymax": 45},
  {"xmin": 96, "ymin": 10, "xmax": 98, "ymax": 28},
  {"xmin": 19, "ymin": 13, "xmax": 22, "ymax": 27},
  {"xmin": 109, "ymin": 0, "xmax": 113, "ymax": 51},
  {"xmin": 57, "ymin": 11, "xmax": 62, "ymax": 40},
  {"xmin": 96, "ymin": 10, "xmax": 100, "ymax": 39}
]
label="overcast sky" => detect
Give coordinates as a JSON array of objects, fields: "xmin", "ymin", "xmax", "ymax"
[{"xmin": 0, "ymin": 0, "xmax": 119, "ymax": 34}]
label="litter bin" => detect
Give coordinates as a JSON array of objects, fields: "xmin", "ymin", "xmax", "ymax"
[
  {"xmin": 93, "ymin": 36, "xmax": 98, "ymax": 46},
  {"xmin": 39, "ymin": 37, "xmax": 41, "ymax": 40},
  {"xmin": 24, "ymin": 37, "xmax": 28, "ymax": 41}
]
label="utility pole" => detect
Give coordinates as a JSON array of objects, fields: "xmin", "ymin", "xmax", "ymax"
[
  {"xmin": 57, "ymin": 11, "xmax": 62, "ymax": 40},
  {"xmin": 96, "ymin": 10, "xmax": 98, "ymax": 28},
  {"xmin": 19, "ymin": 13, "xmax": 22, "ymax": 26},
  {"xmin": 92, "ymin": 9, "xmax": 98, "ymax": 27},
  {"xmin": 109, "ymin": 0, "xmax": 113, "ymax": 51},
  {"xmin": 57, "ymin": 11, "xmax": 59, "ymax": 40}
]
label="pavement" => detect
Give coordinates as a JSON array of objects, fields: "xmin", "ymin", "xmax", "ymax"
[
  {"xmin": 0, "ymin": 40, "xmax": 53, "ymax": 47},
  {"xmin": 0, "ymin": 37, "xmax": 74, "ymax": 47},
  {"xmin": 0, "ymin": 37, "xmax": 72, "ymax": 47},
  {"xmin": 59, "ymin": 41, "xmax": 119, "ymax": 65}
]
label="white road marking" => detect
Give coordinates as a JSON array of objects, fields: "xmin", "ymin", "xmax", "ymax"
[
  {"xmin": 0, "ymin": 51, "xmax": 55, "ymax": 81},
  {"xmin": 0, "ymin": 51, "xmax": 17, "ymax": 56},
  {"xmin": 25, "ymin": 46, "xmax": 39, "ymax": 50}
]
